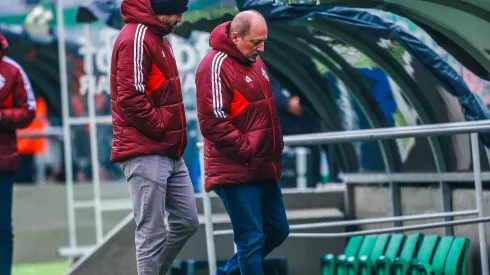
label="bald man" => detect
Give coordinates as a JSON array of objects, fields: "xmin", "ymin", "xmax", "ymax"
[{"xmin": 195, "ymin": 10, "xmax": 289, "ymax": 275}]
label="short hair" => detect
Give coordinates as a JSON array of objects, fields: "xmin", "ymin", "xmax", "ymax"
[{"xmin": 230, "ymin": 10, "xmax": 265, "ymax": 37}]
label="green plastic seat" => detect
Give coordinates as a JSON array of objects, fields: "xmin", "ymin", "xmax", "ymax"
[
  {"xmin": 375, "ymin": 233, "xmax": 406, "ymax": 275},
  {"xmin": 321, "ymin": 254, "xmax": 337, "ymax": 275},
  {"xmin": 321, "ymin": 234, "xmax": 469, "ymax": 275},
  {"xmin": 322, "ymin": 235, "xmax": 364, "ymax": 275},
  {"xmin": 345, "ymin": 234, "xmax": 379, "ymax": 274},
  {"xmin": 358, "ymin": 234, "xmax": 390, "ymax": 275},
  {"xmin": 393, "ymin": 233, "xmax": 424, "ymax": 275},
  {"xmin": 444, "ymin": 237, "xmax": 470, "ymax": 275},
  {"xmin": 415, "ymin": 236, "xmax": 455, "ymax": 275},
  {"xmin": 408, "ymin": 235, "xmax": 440, "ymax": 275},
  {"xmin": 336, "ymin": 236, "xmax": 366, "ymax": 275}
]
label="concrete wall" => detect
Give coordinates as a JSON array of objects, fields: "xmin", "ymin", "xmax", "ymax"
[
  {"xmin": 12, "ymin": 183, "xmax": 131, "ymax": 263},
  {"xmin": 67, "ymin": 186, "xmax": 347, "ymax": 275},
  {"xmin": 70, "ymin": 210, "xmax": 346, "ymax": 275},
  {"xmin": 12, "ymin": 183, "xmax": 347, "ymax": 275}
]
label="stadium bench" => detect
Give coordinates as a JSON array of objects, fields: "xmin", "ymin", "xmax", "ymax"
[
  {"xmin": 358, "ymin": 233, "xmax": 391, "ymax": 275},
  {"xmin": 321, "ymin": 233, "xmax": 470, "ymax": 275},
  {"xmin": 406, "ymin": 234, "xmax": 440, "ymax": 274},
  {"xmin": 321, "ymin": 235, "xmax": 364, "ymax": 274},
  {"xmin": 410, "ymin": 235, "xmax": 470, "ymax": 275},
  {"xmin": 393, "ymin": 233, "xmax": 427, "ymax": 274},
  {"xmin": 444, "ymin": 237, "xmax": 470, "ymax": 275},
  {"xmin": 344, "ymin": 234, "xmax": 378, "ymax": 274},
  {"xmin": 375, "ymin": 233, "xmax": 406, "ymax": 275},
  {"xmin": 412, "ymin": 235, "xmax": 454, "ymax": 274}
]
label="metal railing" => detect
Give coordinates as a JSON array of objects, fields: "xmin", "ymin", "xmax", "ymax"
[{"xmin": 197, "ymin": 120, "xmax": 490, "ymax": 275}]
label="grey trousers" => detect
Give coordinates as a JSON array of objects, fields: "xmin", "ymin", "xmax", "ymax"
[{"xmin": 120, "ymin": 155, "xmax": 199, "ymax": 275}]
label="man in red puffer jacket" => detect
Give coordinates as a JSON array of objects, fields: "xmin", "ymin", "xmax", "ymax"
[
  {"xmin": 195, "ymin": 10, "xmax": 289, "ymax": 275},
  {"xmin": 0, "ymin": 34, "xmax": 36, "ymax": 275},
  {"xmin": 109, "ymin": 0, "xmax": 198, "ymax": 274}
]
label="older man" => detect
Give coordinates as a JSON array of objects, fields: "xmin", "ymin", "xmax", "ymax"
[{"xmin": 195, "ymin": 10, "xmax": 289, "ymax": 275}]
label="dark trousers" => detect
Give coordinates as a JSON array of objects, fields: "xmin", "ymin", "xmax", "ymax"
[
  {"xmin": 0, "ymin": 172, "xmax": 14, "ymax": 275},
  {"xmin": 214, "ymin": 181, "xmax": 290, "ymax": 275}
]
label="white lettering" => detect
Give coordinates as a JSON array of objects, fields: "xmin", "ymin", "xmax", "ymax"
[
  {"xmin": 81, "ymin": 30, "xmax": 214, "ymax": 99},
  {"xmin": 95, "ymin": 45, "xmax": 112, "ymax": 76},
  {"xmin": 175, "ymin": 43, "xmax": 198, "ymax": 72},
  {"xmin": 79, "ymin": 27, "xmax": 119, "ymax": 95},
  {"xmin": 79, "ymin": 40, "xmax": 96, "ymax": 75},
  {"xmin": 79, "ymin": 75, "xmax": 95, "ymax": 96},
  {"xmin": 96, "ymin": 28, "xmax": 118, "ymax": 75},
  {"xmin": 96, "ymin": 75, "xmax": 110, "ymax": 95},
  {"xmin": 194, "ymin": 32, "xmax": 211, "ymax": 61},
  {"xmin": 167, "ymin": 32, "xmax": 213, "ymax": 110}
]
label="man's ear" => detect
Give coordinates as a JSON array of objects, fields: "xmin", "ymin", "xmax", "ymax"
[{"xmin": 231, "ymin": 32, "xmax": 239, "ymax": 44}]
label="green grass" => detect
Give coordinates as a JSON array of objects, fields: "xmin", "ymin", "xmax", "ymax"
[{"xmin": 12, "ymin": 261, "xmax": 69, "ymax": 275}]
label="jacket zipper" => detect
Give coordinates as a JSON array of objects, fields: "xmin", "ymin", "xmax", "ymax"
[
  {"xmin": 163, "ymin": 40, "xmax": 185, "ymax": 158},
  {"xmin": 250, "ymin": 68, "xmax": 279, "ymax": 180}
]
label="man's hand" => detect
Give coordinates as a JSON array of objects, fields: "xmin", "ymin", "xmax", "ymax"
[{"xmin": 288, "ymin": 96, "xmax": 303, "ymax": 117}]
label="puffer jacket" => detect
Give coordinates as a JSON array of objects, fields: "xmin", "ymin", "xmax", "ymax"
[
  {"xmin": 110, "ymin": 0, "xmax": 187, "ymax": 163},
  {"xmin": 195, "ymin": 22, "xmax": 284, "ymax": 192},
  {"xmin": 0, "ymin": 34, "xmax": 36, "ymax": 171}
]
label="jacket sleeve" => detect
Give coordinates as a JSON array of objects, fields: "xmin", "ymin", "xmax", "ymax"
[
  {"xmin": 195, "ymin": 58, "xmax": 252, "ymax": 163},
  {"xmin": 115, "ymin": 27, "xmax": 164, "ymax": 141},
  {"xmin": 0, "ymin": 67, "xmax": 35, "ymax": 130}
]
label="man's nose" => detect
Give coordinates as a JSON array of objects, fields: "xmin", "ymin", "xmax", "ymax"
[
  {"xmin": 177, "ymin": 14, "xmax": 183, "ymax": 23},
  {"xmin": 257, "ymin": 42, "xmax": 265, "ymax": 53}
]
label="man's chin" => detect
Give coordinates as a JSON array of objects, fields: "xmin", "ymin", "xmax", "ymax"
[{"xmin": 247, "ymin": 55, "xmax": 258, "ymax": 63}]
